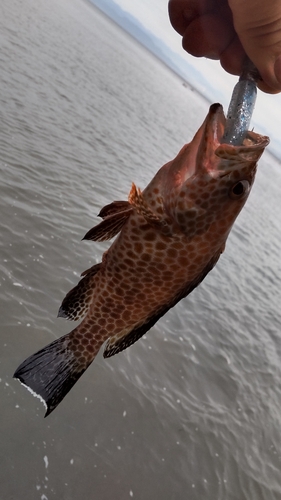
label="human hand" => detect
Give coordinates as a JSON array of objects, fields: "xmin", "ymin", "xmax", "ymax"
[{"xmin": 168, "ymin": 0, "xmax": 281, "ymax": 93}]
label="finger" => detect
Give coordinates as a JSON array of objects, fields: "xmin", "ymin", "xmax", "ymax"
[
  {"xmin": 220, "ymin": 37, "xmax": 245, "ymax": 75},
  {"xmin": 168, "ymin": 0, "xmax": 195, "ymax": 35},
  {"xmin": 182, "ymin": 13, "xmax": 236, "ymax": 59},
  {"xmin": 220, "ymin": 39, "xmax": 281, "ymax": 93},
  {"xmin": 168, "ymin": 0, "xmax": 224, "ymax": 35},
  {"xmin": 229, "ymin": 0, "xmax": 281, "ymax": 92}
]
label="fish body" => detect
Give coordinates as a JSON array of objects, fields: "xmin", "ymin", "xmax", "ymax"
[{"xmin": 14, "ymin": 104, "xmax": 269, "ymax": 416}]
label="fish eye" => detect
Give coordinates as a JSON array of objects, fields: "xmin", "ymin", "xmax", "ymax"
[{"xmin": 229, "ymin": 180, "xmax": 250, "ymax": 199}]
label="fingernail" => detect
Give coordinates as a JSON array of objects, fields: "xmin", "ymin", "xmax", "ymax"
[{"xmin": 274, "ymin": 55, "xmax": 281, "ymax": 86}]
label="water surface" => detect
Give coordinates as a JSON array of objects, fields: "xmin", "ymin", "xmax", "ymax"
[{"xmin": 1, "ymin": 0, "xmax": 281, "ymax": 499}]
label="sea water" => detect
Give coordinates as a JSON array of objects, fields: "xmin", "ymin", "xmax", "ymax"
[{"xmin": 1, "ymin": 0, "xmax": 281, "ymax": 498}]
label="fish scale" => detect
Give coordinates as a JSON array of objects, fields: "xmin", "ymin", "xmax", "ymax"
[{"xmin": 14, "ymin": 103, "xmax": 269, "ymax": 416}]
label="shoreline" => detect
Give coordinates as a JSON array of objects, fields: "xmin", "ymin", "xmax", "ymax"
[
  {"xmin": 66, "ymin": 0, "xmax": 280, "ymax": 161},
  {"xmin": 83, "ymin": 0, "xmax": 211, "ymax": 106},
  {"xmin": 82, "ymin": 0, "xmax": 281, "ymax": 160}
]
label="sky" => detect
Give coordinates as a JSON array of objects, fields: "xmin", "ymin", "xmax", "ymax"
[{"xmin": 111, "ymin": 0, "xmax": 281, "ymax": 158}]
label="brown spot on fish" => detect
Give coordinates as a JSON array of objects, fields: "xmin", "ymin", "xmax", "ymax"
[{"xmin": 144, "ymin": 231, "xmax": 156, "ymax": 241}]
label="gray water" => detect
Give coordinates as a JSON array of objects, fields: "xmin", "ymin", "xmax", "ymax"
[{"xmin": 1, "ymin": 0, "xmax": 281, "ymax": 499}]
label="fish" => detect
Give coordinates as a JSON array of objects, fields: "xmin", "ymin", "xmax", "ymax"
[{"xmin": 14, "ymin": 103, "xmax": 269, "ymax": 416}]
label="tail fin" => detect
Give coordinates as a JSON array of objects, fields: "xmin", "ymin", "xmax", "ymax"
[{"xmin": 14, "ymin": 334, "xmax": 92, "ymax": 417}]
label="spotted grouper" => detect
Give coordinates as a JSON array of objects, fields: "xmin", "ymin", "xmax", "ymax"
[{"xmin": 14, "ymin": 103, "xmax": 269, "ymax": 416}]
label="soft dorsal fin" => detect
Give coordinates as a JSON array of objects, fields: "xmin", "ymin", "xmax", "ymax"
[
  {"xmin": 80, "ymin": 262, "xmax": 101, "ymax": 277},
  {"xmin": 103, "ymin": 250, "xmax": 222, "ymax": 358},
  {"xmin": 98, "ymin": 200, "xmax": 131, "ymax": 219},
  {"xmin": 82, "ymin": 208, "xmax": 132, "ymax": 242},
  {"xmin": 58, "ymin": 263, "xmax": 102, "ymax": 320}
]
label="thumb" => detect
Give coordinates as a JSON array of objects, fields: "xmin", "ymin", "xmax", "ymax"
[{"xmin": 229, "ymin": 0, "xmax": 281, "ymax": 92}]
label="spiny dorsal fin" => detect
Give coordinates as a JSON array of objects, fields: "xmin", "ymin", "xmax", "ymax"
[
  {"xmin": 103, "ymin": 250, "xmax": 222, "ymax": 358},
  {"xmin": 128, "ymin": 183, "xmax": 162, "ymax": 225},
  {"xmin": 82, "ymin": 208, "xmax": 132, "ymax": 242},
  {"xmin": 58, "ymin": 263, "xmax": 101, "ymax": 320},
  {"xmin": 98, "ymin": 200, "xmax": 131, "ymax": 219}
]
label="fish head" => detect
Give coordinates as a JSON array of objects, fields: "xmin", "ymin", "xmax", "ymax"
[{"xmin": 164, "ymin": 103, "xmax": 269, "ymax": 238}]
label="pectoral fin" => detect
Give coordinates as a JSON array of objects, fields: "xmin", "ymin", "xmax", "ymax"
[
  {"xmin": 98, "ymin": 200, "xmax": 131, "ymax": 219},
  {"xmin": 82, "ymin": 209, "xmax": 132, "ymax": 242}
]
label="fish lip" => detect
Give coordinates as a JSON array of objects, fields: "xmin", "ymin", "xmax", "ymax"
[
  {"xmin": 195, "ymin": 103, "xmax": 225, "ymax": 174},
  {"xmin": 208, "ymin": 103, "xmax": 226, "ymax": 146},
  {"xmin": 205, "ymin": 103, "xmax": 265, "ymax": 150},
  {"xmin": 202, "ymin": 104, "xmax": 269, "ymax": 176}
]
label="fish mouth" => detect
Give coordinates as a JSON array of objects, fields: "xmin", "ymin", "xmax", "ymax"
[
  {"xmin": 195, "ymin": 103, "xmax": 225, "ymax": 175},
  {"xmin": 197, "ymin": 102, "xmax": 225, "ymax": 156},
  {"xmin": 203, "ymin": 101, "xmax": 265, "ymax": 148},
  {"xmin": 197, "ymin": 103, "xmax": 269, "ymax": 176}
]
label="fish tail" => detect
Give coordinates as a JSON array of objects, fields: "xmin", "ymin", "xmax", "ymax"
[{"xmin": 13, "ymin": 326, "xmax": 103, "ymax": 417}]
